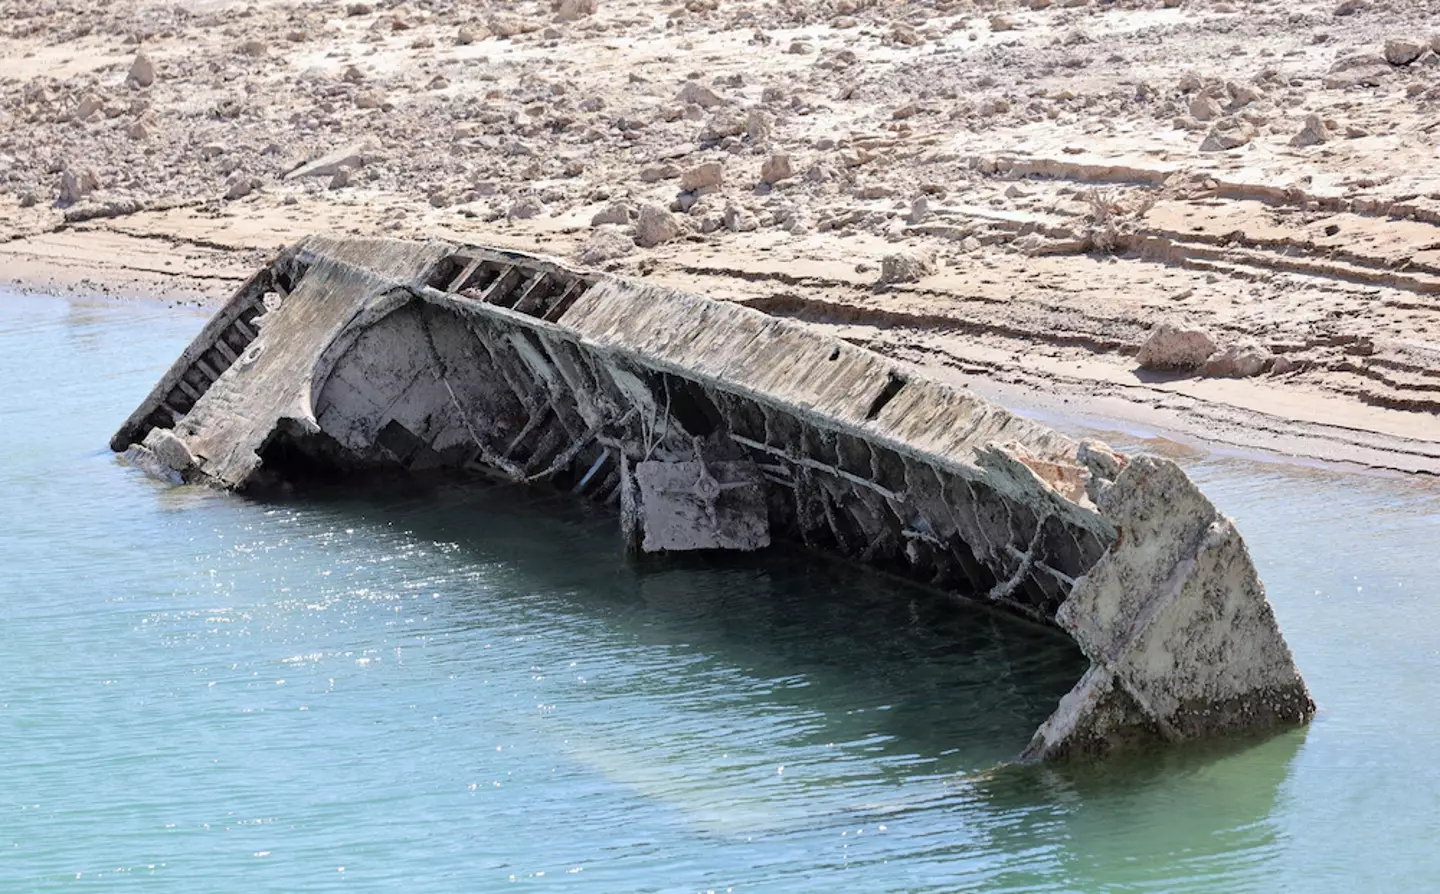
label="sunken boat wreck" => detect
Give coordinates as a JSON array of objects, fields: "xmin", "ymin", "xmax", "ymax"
[{"xmin": 113, "ymin": 235, "xmax": 1315, "ymax": 760}]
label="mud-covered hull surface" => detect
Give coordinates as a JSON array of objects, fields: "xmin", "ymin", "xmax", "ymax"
[{"xmin": 113, "ymin": 235, "xmax": 1315, "ymax": 760}]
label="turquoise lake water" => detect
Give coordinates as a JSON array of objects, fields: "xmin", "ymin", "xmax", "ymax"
[{"xmin": 3, "ymin": 290, "xmax": 1439, "ymax": 892}]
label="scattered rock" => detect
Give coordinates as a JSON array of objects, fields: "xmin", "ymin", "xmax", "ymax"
[
  {"xmin": 126, "ymin": 52, "xmax": 155, "ymax": 88},
  {"xmin": 1188, "ymin": 94, "xmax": 1223, "ymax": 122},
  {"xmin": 635, "ymin": 203, "xmax": 681, "ymax": 247},
  {"xmin": 723, "ymin": 203, "xmax": 758, "ymax": 232},
  {"xmin": 457, "ymin": 24, "xmax": 489, "ymax": 45},
  {"xmin": 745, "ymin": 108, "xmax": 774, "ymax": 142},
  {"xmin": 355, "ymin": 89, "xmax": 387, "ymax": 110},
  {"xmin": 73, "ymin": 94, "xmax": 105, "ymax": 121},
  {"xmin": 62, "ymin": 198, "xmax": 142, "ymax": 223},
  {"xmin": 640, "ymin": 164, "xmax": 680, "ymax": 182},
  {"xmin": 878, "ymin": 248, "xmax": 937, "ymax": 284},
  {"xmin": 508, "ymin": 195, "xmax": 546, "ymax": 220},
  {"xmin": 700, "ymin": 110, "xmax": 746, "ymax": 142},
  {"xmin": 1200, "ymin": 339, "xmax": 1273, "ymax": 378},
  {"xmin": 590, "ymin": 201, "xmax": 632, "ymax": 226},
  {"xmin": 489, "ymin": 12, "xmax": 540, "ymax": 37},
  {"xmin": 57, "ymin": 168, "xmax": 100, "ymax": 205},
  {"xmin": 1290, "ymin": 113, "xmax": 1331, "ymax": 147},
  {"xmin": 1199, "ymin": 117, "xmax": 1257, "ymax": 152},
  {"xmin": 578, "ymin": 226, "xmax": 634, "ymax": 265},
  {"xmin": 680, "ymin": 161, "xmax": 724, "ymax": 192},
  {"xmin": 907, "ymin": 196, "xmax": 930, "ymax": 224},
  {"xmin": 760, "ymin": 152, "xmax": 793, "ymax": 184},
  {"xmin": 285, "ymin": 143, "xmax": 370, "ymax": 179},
  {"xmin": 553, "ymin": 0, "xmax": 597, "ymax": 22},
  {"xmin": 1383, "ymin": 37, "xmax": 1427, "ymax": 65},
  {"xmin": 224, "ymin": 176, "xmax": 257, "ymax": 200},
  {"xmin": 677, "ymin": 80, "xmax": 727, "ymax": 109},
  {"xmin": 1136, "ymin": 322, "xmax": 1218, "ymax": 371},
  {"xmin": 1226, "ymin": 81, "xmax": 1265, "ymax": 108},
  {"xmin": 1323, "ymin": 53, "xmax": 1391, "ymax": 88}
]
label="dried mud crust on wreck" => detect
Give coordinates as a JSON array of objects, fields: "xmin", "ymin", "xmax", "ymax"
[{"xmin": 112, "ymin": 235, "xmax": 1315, "ymax": 760}]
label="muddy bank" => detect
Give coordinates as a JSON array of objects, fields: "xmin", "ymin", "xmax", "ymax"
[{"xmin": 2, "ymin": 0, "xmax": 1437, "ymax": 472}]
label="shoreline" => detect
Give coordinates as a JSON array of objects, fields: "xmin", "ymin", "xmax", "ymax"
[{"xmin": 6, "ymin": 220, "xmax": 1436, "ymax": 479}]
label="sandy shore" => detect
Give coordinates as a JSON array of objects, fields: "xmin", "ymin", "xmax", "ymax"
[{"xmin": 3, "ymin": 0, "xmax": 1438, "ymax": 473}]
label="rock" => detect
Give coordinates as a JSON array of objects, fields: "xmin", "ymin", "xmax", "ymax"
[
  {"xmin": 126, "ymin": 52, "xmax": 155, "ymax": 88},
  {"xmin": 553, "ymin": 0, "xmax": 598, "ymax": 22},
  {"xmin": 238, "ymin": 38, "xmax": 268, "ymax": 57},
  {"xmin": 677, "ymin": 80, "xmax": 726, "ymax": 109},
  {"xmin": 1226, "ymin": 81, "xmax": 1265, "ymax": 108},
  {"xmin": 342, "ymin": 64, "xmax": 365, "ymax": 84},
  {"xmin": 1199, "ymin": 117, "xmax": 1257, "ymax": 152},
  {"xmin": 328, "ymin": 168, "xmax": 353, "ymax": 190},
  {"xmin": 457, "ymin": 24, "xmax": 489, "ymax": 44},
  {"xmin": 723, "ymin": 204, "xmax": 759, "ymax": 232},
  {"xmin": 355, "ymin": 89, "xmax": 387, "ymax": 110},
  {"xmin": 635, "ymin": 203, "xmax": 681, "ymax": 247},
  {"xmin": 1188, "ymin": 94, "xmax": 1223, "ymax": 122},
  {"xmin": 680, "ymin": 161, "xmax": 724, "ymax": 192},
  {"xmin": 577, "ymin": 226, "xmax": 634, "ymax": 265},
  {"xmin": 508, "ymin": 195, "xmax": 546, "ymax": 220},
  {"xmin": 590, "ymin": 201, "xmax": 632, "ymax": 226},
  {"xmin": 745, "ymin": 108, "xmax": 774, "ymax": 142},
  {"xmin": 57, "ymin": 168, "xmax": 100, "ymax": 205},
  {"xmin": 700, "ymin": 110, "xmax": 746, "ymax": 142},
  {"xmin": 990, "ymin": 14, "xmax": 1017, "ymax": 31},
  {"xmin": 224, "ymin": 176, "xmax": 257, "ymax": 200},
  {"xmin": 907, "ymin": 196, "xmax": 930, "ymax": 224},
  {"xmin": 126, "ymin": 118, "xmax": 153, "ymax": 140},
  {"xmin": 74, "ymin": 94, "xmax": 105, "ymax": 121},
  {"xmin": 285, "ymin": 143, "xmax": 370, "ymax": 179},
  {"xmin": 640, "ymin": 164, "xmax": 680, "ymax": 182},
  {"xmin": 147, "ymin": 430, "xmax": 196, "ymax": 475},
  {"xmin": 347, "ymin": 1, "xmax": 374, "ymax": 14},
  {"xmin": 19, "ymin": 192, "xmax": 38, "ymax": 208},
  {"xmin": 890, "ymin": 23, "xmax": 921, "ymax": 46},
  {"xmin": 1201, "ymin": 339, "xmax": 1273, "ymax": 378},
  {"xmin": 489, "ymin": 13, "xmax": 540, "ymax": 37},
  {"xmin": 199, "ymin": 143, "xmax": 226, "ymax": 159},
  {"xmin": 1290, "ymin": 113, "xmax": 1331, "ymax": 147},
  {"xmin": 1384, "ymin": 37, "xmax": 1427, "ymax": 65},
  {"xmin": 1333, "ymin": 0, "xmax": 1366, "ymax": 13},
  {"xmin": 760, "ymin": 152, "xmax": 793, "ymax": 184},
  {"xmin": 878, "ymin": 248, "xmax": 937, "ymax": 284},
  {"xmin": 1135, "ymin": 322, "xmax": 1218, "ymax": 371},
  {"xmin": 62, "ymin": 198, "xmax": 143, "ymax": 223}
]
